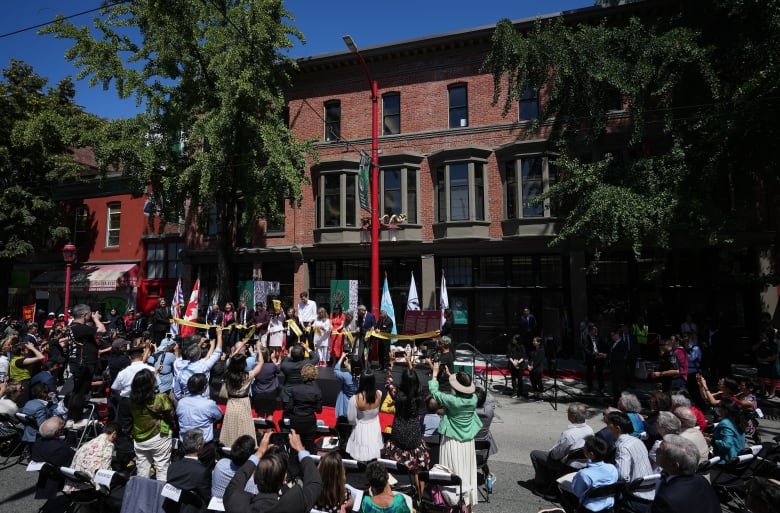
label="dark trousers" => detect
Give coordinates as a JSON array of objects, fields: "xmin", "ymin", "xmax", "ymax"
[
  {"xmin": 510, "ymin": 366, "xmax": 525, "ymax": 395},
  {"xmin": 529, "ymin": 370, "xmax": 544, "ymax": 394},
  {"xmin": 609, "ymin": 363, "xmax": 626, "ymax": 404},
  {"xmin": 67, "ymin": 364, "xmax": 95, "ymax": 422},
  {"xmin": 584, "ymin": 357, "xmax": 605, "ymax": 390},
  {"xmin": 377, "ymin": 339, "xmax": 389, "ymax": 369},
  {"xmin": 530, "ymin": 449, "xmax": 567, "ymax": 491}
]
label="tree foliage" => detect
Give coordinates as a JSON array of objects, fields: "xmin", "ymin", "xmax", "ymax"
[
  {"xmin": 0, "ymin": 60, "xmax": 100, "ymax": 259},
  {"xmin": 484, "ymin": 0, "xmax": 780, "ymax": 266},
  {"xmin": 43, "ymin": 0, "xmax": 316, "ymax": 297}
]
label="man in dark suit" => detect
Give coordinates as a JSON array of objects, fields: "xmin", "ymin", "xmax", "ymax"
[
  {"xmin": 607, "ymin": 330, "xmax": 629, "ymax": 404},
  {"xmin": 224, "ymin": 429, "xmax": 322, "ymax": 513},
  {"xmin": 581, "ymin": 324, "xmax": 607, "ymax": 393},
  {"xmin": 151, "ymin": 298, "xmax": 173, "ymax": 344},
  {"xmin": 164, "ymin": 428, "xmax": 211, "ymax": 513},
  {"xmin": 31, "ymin": 417, "xmax": 74, "ymax": 500},
  {"xmin": 652, "ymin": 434, "xmax": 721, "ymax": 513},
  {"xmin": 519, "ymin": 307, "xmax": 538, "ymax": 351},
  {"xmin": 354, "ymin": 304, "xmax": 376, "ymax": 365},
  {"xmin": 375, "ymin": 309, "xmax": 394, "ymax": 370}
]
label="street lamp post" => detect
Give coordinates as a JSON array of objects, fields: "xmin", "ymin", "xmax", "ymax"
[
  {"xmin": 343, "ymin": 35, "xmax": 380, "ymax": 318},
  {"xmin": 62, "ymin": 242, "xmax": 77, "ymax": 321}
]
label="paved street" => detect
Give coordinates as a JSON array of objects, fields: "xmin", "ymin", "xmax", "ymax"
[{"xmin": 1, "ymin": 356, "xmax": 779, "ymax": 513}]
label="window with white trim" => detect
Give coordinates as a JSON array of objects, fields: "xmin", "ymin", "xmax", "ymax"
[
  {"xmin": 448, "ymin": 84, "xmax": 468, "ymax": 128},
  {"xmin": 106, "ymin": 202, "xmax": 121, "ymax": 247}
]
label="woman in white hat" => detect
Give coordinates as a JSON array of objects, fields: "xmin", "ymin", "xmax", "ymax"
[{"xmin": 428, "ymin": 362, "xmax": 482, "ymax": 510}]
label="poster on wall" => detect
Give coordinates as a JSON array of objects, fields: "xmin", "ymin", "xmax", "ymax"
[
  {"xmin": 253, "ymin": 280, "xmax": 281, "ymax": 307},
  {"xmin": 450, "ymin": 296, "xmax": 469, "ymax": 325},
  {"xmin": 330, "ymin": 280, "xmax": 358, "ymax": 315}
]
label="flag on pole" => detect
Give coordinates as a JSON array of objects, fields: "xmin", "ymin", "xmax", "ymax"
[
  {"xmin": 169, "ymin": 278, "xmax": 184, "ymax": 336},
  {"xmin": 358, "ymin": 151, "xmax": 371, "ymax": 211},
  {"xmin": 440, "ymin": 271, "xmax": 449, "ymax": 328},
  {"xmin": 180, "ymin": 278, "xmax": 200, "ymax": 338},
  {"xmin": 381, "ymin": 276, "xmax": 397, "ymax": 336},
  {"xmin": 407, "ymin": 273, "xmax": 420, "ymax": 311}
]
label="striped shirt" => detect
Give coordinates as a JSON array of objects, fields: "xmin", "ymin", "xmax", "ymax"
[{"xmin": 615, "ymin": 434, "xmax": 655, "ymax": 501}]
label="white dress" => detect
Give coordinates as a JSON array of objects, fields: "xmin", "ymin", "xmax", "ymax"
[
  {"xmin": 313, "ymin": 317, "xmax": 332, "ymax": 362},
  {"xmin": 267, "ymin": 313, "xmax": 285, "ymax": 348},
  {"xmin": 346, "ymin": 392, "xmax": 383, "ymax": 462}
]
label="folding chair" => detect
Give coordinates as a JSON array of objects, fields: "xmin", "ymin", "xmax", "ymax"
[
  {"xmin": 68, "ymin": 402, "xmax": 102, "ymax": 449},
  {"xmin": 59, "ymin": 465, "xmax": 104, "ymax": 511},
  {"xmin": 423, "ymin": 434, "xmax": 441, "ymax": 466},
  {"xmin": 475, "ymin": 439, "xmax": 492, "ymax": 502},
  {"xmin": 253, "ymin": 417, "xmax": 277, "ymax": 433},
  {"xmin": 0, "ymin": 413, "xmax": 25, "ymax": 468},
  {"xmin": 343, "ymin": 457, "xmax": 369, "ymax": 490},
  {"xmin": 710, "ymin": 451, "xmax": 757, "ymax": 510},
  {"xmin": 418, "ymin": 468, "xmax": 464, "ymax": 513},
  {"xmin": 622, "ymin": 473, "xmax": 661, "ymax": 513},
  {"xmin": 574, "ymin": 480, "xmax": 627, "ymax": 513},
  {"xmin": 751, "ymin": 440, "xmax": 780, "ymax": 480},
  {"xmin": 160, "ymin": 481, "xmax": 206, "ymax": 513},
  {"xmin": 377, "ymin": 458, "xmax": 417, "ymax": 506}
]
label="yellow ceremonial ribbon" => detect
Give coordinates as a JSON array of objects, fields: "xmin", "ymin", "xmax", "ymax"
[
  {"xmin": 286, "ymin": 319, "xmax": 303, "ymax": 337},
  {"xmin": 365, "ymin": 329, "xmax": 440, "ymax": 341},
  {"xmin": 172, "ymin": 318, "xmax": 256, "ymax": 339}
]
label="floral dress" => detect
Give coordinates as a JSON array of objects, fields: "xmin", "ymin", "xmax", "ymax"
[{"xmin": 381, "ymin": 370, "xmax": 430, "ymax": 471}]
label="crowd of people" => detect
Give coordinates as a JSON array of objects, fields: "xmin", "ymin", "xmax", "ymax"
[{"xmin": 1, "ymin": 301, "xmax": 780, "ymax": 513}]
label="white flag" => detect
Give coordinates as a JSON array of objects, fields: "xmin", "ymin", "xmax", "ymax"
[
  {"xmin": 407, "ymin": 273, "xmax": 420, "ymax": 311},
  {"xmin": 440, "ymin": 272, "xmax": 449, "ymax": 328}
]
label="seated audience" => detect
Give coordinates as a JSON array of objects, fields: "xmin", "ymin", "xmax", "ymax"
[
  {"xmin": 475, "ymin": 387, "xmax": 498, "ymax": 455},
  {"xmin": 605, "ymin": 411, "xmax": 654, "ymax": 502},
  {"xmin": 31, "ymin": 417, "xmax": 74, "ymax": 500},
  {"xmin": 670, "ymin": 394, "xmax": 707, "ymax": 431},
  {"xmin": 651, "ymin": 434, "xmax": 720, "ymax": 513},
  {"xmin": 747, "ymin": 476, "xmax": 780, "ymax": 513},
  {"xmin": 21, "ymin": 382, "xmax": 53, "ymax": 445},
  {"xmin": 558, "ymin": 435, "xmax": 619, "ymax": 513},
  {"xmin": 617, "ymin": 392, "xmax": 645, "ymax": 437},
  {"xmin": 648, "ymin": 412, "xmax": 680, "ymax": 470},
  {"xmin": 315, "ymin": 451, "xmax": 354, "ymax": 513},
  {"xmin": 361, "ymin": 460, "xmax": 411, "ymax": 513},
  {"xmin": 64, "ymin": 422, "xmax": 120, "ymax": 492},
  {"xmin": 421, "ymin": 396, "xmax": 441, "ymax": 437},
  {"xmin": 708, "ymin": 399, "xmax": 746, "ymax": 463},
  {"xmin": 212, "ymin": 435, "xmax": 258, "ymax": 498},
  {"xmin": 165, "ymin": 428, "xmax": 212, "ymax": 513},
  {"xmin": 672, "ymin": 407, "xmax": 709, "ymax": 470},
  {"xmin": 223, "ymin": 429, "xmax": 322, "ymax": 513},
  {"xmin": 530, "ymin": 403, "xmax": 593, "ymax": 499},
  {"xmin": 0, "ymin": 381, "xmax": 22, "ymax": 415}
]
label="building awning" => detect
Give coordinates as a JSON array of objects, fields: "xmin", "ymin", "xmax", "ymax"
[{"xmin": 31, "ymin": 263, "xmax": 139, "ymax": 292}]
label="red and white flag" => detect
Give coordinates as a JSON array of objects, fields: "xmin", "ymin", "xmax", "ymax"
[{"xmin": 180, "ymin": 278, "xmax": 200, "ymax": 338}]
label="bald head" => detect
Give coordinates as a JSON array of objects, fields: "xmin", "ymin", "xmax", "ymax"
[{"xmin": 39, "ymin": 417, "xmax": 64, "ymax": 439}]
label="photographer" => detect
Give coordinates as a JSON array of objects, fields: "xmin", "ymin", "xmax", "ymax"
[
  {"xmin": 66, "ymin": 303, "xmax": 106, "ymax": 428},
  {"xmin": 148, "ymin": 335, "xmax": 177, "ymax": 397},
  {"xmin": 425, "ymin": 336, "xmax": 454, "ymax": 392}
]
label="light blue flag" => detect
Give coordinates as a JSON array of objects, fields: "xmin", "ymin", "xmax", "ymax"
[{"xmin": 381, "ymin": 276, "xmax": 397, "ymax": 336}]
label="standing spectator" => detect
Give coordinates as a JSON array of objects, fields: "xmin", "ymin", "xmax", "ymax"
[
  {"xmin": 297, "ymin": 291, "xmax": 318, "ymax": 348},
  {"xmin": 753, "ymin": 331, "xmax": 779, "ymax": 399},
  {"xmin": 312, "ymin": 307, "xmax": 332, "ymax": 367},
  {"xmin": 224, "ymin": 430, "xmax": 322, "ymax": 513},
  {"xmin": 105, "ymin": 307, "xmax": 123, "ymax": 335},
  {"xmin": 632, "ymin": 315, "xmax": 650, "ymax": 360},
  {"xmin": 375, "ymin": 310, "xmax": 394, "ymax": 370},
  {"xmin": 519, "ymin": 307, "xmax": 538, "ymax": 352},
  {"xmin": 150, "ymin": 298, "xmax": 173, "ymax": 344},
  {"xmin": 279, "ymin": 343, "xmax": 319, "ymax": 407},
  {"xmin": 581, "ymin": 325, "xmax": 607, "ymax": 394},
  {"xmin": 287, "ymin": 363, "xmax": 323, "ymax": 453},
  {"xmin": 67, "ymin": 304, "xmax": 106, "ymax": 427},
  {"xmin": 128, "ymin": 309, "xmax": 147, "ymax": 339},
  {"xmin": 266, "ymin": 304, "xmax": 285, "ymax": 355},
  {"xmin": 528, "ymin": 337, "xmax": 545, "ymax": 401},
  {"xmin": 252, "ymin": 302, "xmax": 270, "ymax": 345},
  {"xmin": 206, "ymin": 304, "xmax": 223, "ymax": 341},
  {"xmin": 355, "ymin": 305, "xmax": 376, "ymax": 365},
  {"xmin": 219, "ymin": 350, "xmax": 263, "ymax": 447},
  {"xmin": 173, "ymin": 330, "xmax": 224, "ymax": 400},
  {"xmin": 425, "ymin": 336, "xmax": 454, "ymax": 393},
  {"xmin": 507, "ymin": 334, "xmax": 528, "ymax": 398},
  {"xmin": 250, "ymin": 347, "xmax": 281, "ymax": 422},
  {"xmin": 383, "ymin": 355, "xmax": 430, "ymax": 488},
  {"xmin": 110, "ymin": 344, "xmax": 157, "ymax": 436},
  {"xmin": 129, "ymin": 369, "xmax": 174, "ymax": 481},
  {"xmin": 346, "ymin": 365, "xmax": 383, "ymax": 462},
  {"xmin": 148, "ymin": 341, "xmax": 177, "ymax": 397},
  {"xmin": 651, "ymin": 339, "xmax": 682, "ymax": 393},
  {"xmin": 176, "ymin": 373, "xmax": 223, "ymax": 466},
  {"xmin": 680, "ymin": 314, "xmax": 698, "ymax": 337},
  {"xmin": 672, "ymin": 335, "xmax": 689, "ymax": 391},
  {"xmin": 222, "ymin": 302, "xmax": 237, "ymax": 348},
  {"xmin": 475, "ymin": 387, "xmax": 498, "ymax": 456},
  {"xmin": 428, "ymin": 363, "xmax": 482, "ymax": 510},
  {"xmin": 607, "ymin": 330, "xmax": 629, "ymax": 404},
  {"xmin": 333, "ymin": 353, "xmax": 358, "ymax": 420},
  {"xmin": 685, "ymin": 334, "xmax": 704, "ymax": 406},
  {"xmin": 421, "ymin": 396, "xmax": 442, "ymax": 436},
  {"xmin": 329, "ymin": 305, "xmax": 346, "ymax": 362}
]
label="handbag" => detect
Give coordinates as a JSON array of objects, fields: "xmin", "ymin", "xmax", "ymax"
[{"xmin": 380, "ymin": 392, "xmax": 395, "ymax": 414}]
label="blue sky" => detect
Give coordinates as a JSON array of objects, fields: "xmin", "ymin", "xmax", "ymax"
[{"xmin": 0, "ymin": 0, "xmax": 593, "ymax": 119}]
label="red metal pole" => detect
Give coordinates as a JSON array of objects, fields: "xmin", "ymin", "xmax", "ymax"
[
  {"xmin": 64, "ymin": 262, "xmax": 72, "ymax": 321},
  {"xmin": 370, "ymin": 79, "xmax": 380, "ymax": 319}
]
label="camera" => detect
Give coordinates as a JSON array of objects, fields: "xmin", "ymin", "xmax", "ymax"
[
  {"xmin": 269, "ymin": 432, "xmax": 289, "ymax": 446},
  {"xmin": 165, "ymin": 333, "xmax": 173, "ymax": 339}
]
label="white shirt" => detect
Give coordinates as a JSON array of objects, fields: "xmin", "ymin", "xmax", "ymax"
[
  {"xmin": 313, "ymin": 318, "xmax": 332, "ymax": 347},
  {"xmin": 549, "ymin": 422, "xmax": 594, "ymax": 461},
  {"xmin": 614, "ymin": 434, "xmax": 655, "ymax": 501},
  {"xmin": 297, "ymin": 299, "xmax": 317, "ymax": 324},
  {"xmin": 111, "ymin": 361, "xmax": 157, "ymax": 398}
]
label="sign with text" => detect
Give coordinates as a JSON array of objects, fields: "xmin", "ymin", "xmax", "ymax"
[{"xmin": 402, "ymin": 310, "xmax": 441, "ymax": 335}]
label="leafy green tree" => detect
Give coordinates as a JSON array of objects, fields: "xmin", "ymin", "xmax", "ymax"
[
  {"xmin": 44, "ymin": 0, "xmax": 315, "ymax": 299},
  {"xmin": 0, "ymin": 60, "xmax": 100, "ymax": 314},
  {"xmin": 484, "ymin": 1, "xmax": 780, "ymax": 273}
]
